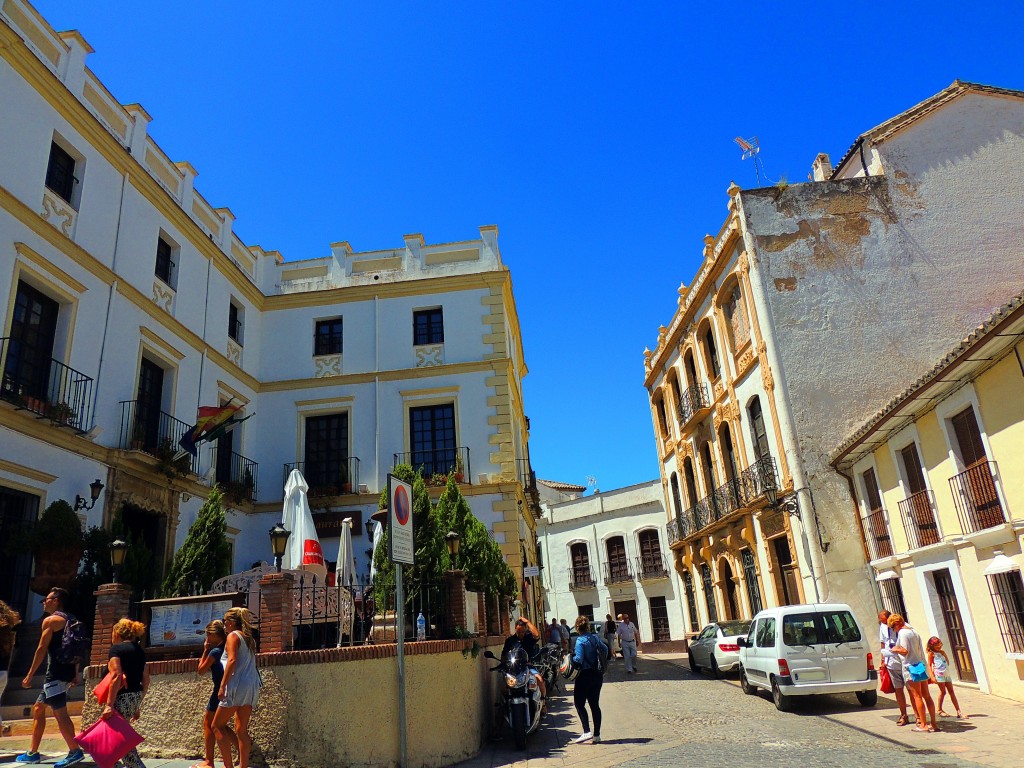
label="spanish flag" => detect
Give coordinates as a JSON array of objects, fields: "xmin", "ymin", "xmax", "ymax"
[{"xmin": 178, "ymin": 401, "xmax": 253, "ymax": 457}]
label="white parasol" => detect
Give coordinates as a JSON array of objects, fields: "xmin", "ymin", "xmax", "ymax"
[
  {"xmin": 368, "ymin": 519, "xmax": 383, "ymax": 580},
  {"xmin": 336, "ymin": 518, "xmax": 356, "ymax": 589},
  {"xmin": 281, "ymin": 468, "xmax": 327, "ymax": 580}
]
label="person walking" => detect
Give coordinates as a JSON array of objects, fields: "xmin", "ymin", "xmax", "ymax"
[
  {"xmin": 878, "ymin": 610, "xmax": 909, "ymax": 726},
  {"xmin": 927, "ymin": 636, "xmax": 968, "ymax": 719},
  {"xmin": 0, "ymin": 599, "xmax": 22, "ymax": 738},
  {"xmin": 889, "ymin": 614, "xmax": 938, "ymax": 733},
  {"xmin": 213, "ymin": 608, "xmax": 261, "ymax": 768},
  {"xmin": 615, "ymin": 613, "xmax": 641, "ymax": 674},
  {"xmin": 547, "ymin": 618, "xmax": 563, "ymax": 649},
  {"xmin": 559, "ymin": 619, "xmax": 571, "ymax": 653},
  {"xmin": 570, "ymin": 616, "xmax": 608, "ymax": 745},
  {"xmin": 16, "ymin": 588, "xmax": 83, "ymax": 767},
  {"xmin": 195, "ymin": 620, "xmax": 228, "ymax": 768},
  {"xmin": 102, "ymin": 618, "xmax": 150, "ymax": 768},
  {"xmin": 602, "ymin": 614, "xmax": 617, "ymax": 663}
]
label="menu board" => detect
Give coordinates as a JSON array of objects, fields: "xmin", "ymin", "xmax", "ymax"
[{"xmin": 149, "ymin": 599, "xmax": 234, "ymax": 647}]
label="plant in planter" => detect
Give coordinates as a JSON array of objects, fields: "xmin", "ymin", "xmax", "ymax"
[
  {"xmin": 48, "ymin": 401, "xmax": 76, "ymax": 427},
  {"xmin": 223, "ymin": 468, "xmax": 255, "ymax": 503},
  {"xmin": 28, "ymin": 499, "xmax": 85, "ymax": 595},
  {"xmin": 155, "ymin": 437, "xmax": 192, "ymax": 479},
  {"xmin": 129, "ymin": 421, "xmax": 146, "ymax": 450}
]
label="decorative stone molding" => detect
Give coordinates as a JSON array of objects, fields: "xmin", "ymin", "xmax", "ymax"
[
  {"xmin": 152, "ymin": 279, "xmax": 174, "ymax": 313},
  {"xmin": 644, "ymin": 347, "xmax": 653, "ymax": 372},
  {"xmin": 735, "ymin": 346, "xmax": 755, "ymax": 376},
  {"xmin": 313, "ymin": 354, "xmax": 342, "ymax": 377},
  {"xmin": 415, "ymin": 343, "xmax": 444, "ymax": 367},
  {"xmin": 712, "ymin": 379, "xmax": 725, "ymax": 401},
  {"xmin": 759, "ymin": 511, "xmax": 786, "ymax": 539},
  {"xmin": 41, "ymin": 188, "xmax": 76, "ymax": 237},
  {"xmin": 761, "ymin": 365, "xmax": 774, "ymax": 393},
  {"xmin": 737, "ymin": 252, "xmax": 749, "ymax": 275},
  {"xmin": 227, "ymin": 338, "xmax": 242, "ymax": 366}
]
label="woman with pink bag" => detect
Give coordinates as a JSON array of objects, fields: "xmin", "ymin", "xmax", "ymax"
[{"xmin": 100, "ymin": 619, "xmax": 150, "ymax": 767}]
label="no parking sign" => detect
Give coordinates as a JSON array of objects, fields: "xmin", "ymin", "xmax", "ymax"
[{"xmin": 388, "ymin": 474, "xmax": 415, "ymax": 565}]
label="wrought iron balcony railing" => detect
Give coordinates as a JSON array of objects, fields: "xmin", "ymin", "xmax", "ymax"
[
  {"xmin": 1, "ymin": 338, "xmax": 95, "ymax": 432},
  {"xmin": 677, "ymin": 383, "xmax": 711, "ymax": 426},
  {"xmin": 863, "ymin": 507, "xmax": 894, "ymax": 560},
  {"xmin": 602, "ymin": 560, "xmax": 633, "ymax": 585},
  {"xmin": 214, "ymin": 448, "xmax": 259, "ymax": 502},
  {"xmin": 516, "ymin": 458, "xmax": 537, "ymax": 493},
  {"xmin": 119, "ymin": 400, "xmax": 195, "ymax": 473},
  {"xmin": 668, "ymin": 457, "xmax": 780, "ymax": 543},
  {"xmin": 283, "ymin": 457, "xmax": 361, "ymax": 497},
  {"xmin": 393, "ymin": 446, "xmax": 470, "ymax": 485},
  {"xmin": 897, "ymin": 490, "xmax": 941, "ymax": 550},
  {"xmin": 949, "ymin": 461, "xmax": 1005, "ymax": 534},
  {"xmin": 636, "ymin": 554, "xmax": 670, "ymax": 581},
  {"xmin": 569, "ymin": 565, "xmax": 596, "ymax": 591}
]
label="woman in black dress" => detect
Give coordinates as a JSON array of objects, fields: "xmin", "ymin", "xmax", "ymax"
[
  {"xmin": 195, "ymin": 620, "xmax": 227, "ymax": 768},
  {"xmin": 101, "ymin": 619, "xmax": 149, "ymax": 768}
]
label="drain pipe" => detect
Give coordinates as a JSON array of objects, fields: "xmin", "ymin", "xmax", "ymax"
[
  {"xmin": 734, "ymin": 195, "xmax": 829, "ymax": 603},
  {"xmin": 93, "ymin": 169, "xmax": 129, "ymax": 418}
]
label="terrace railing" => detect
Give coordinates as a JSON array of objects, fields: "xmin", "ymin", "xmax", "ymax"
[
  {"xmin": 949, "ymin": 461, "xmax": 1006, "ymax": 533},
  {"xmin": 569, "ymin": 565, "xmax": 597, "ymax": 591},
  {"xmin": 1, "ymin": 337, "xmax": 94, "ymax": 432},
  {"xmin": 897, "ymin": 490, "xmax": 941, "ymax": 549}
]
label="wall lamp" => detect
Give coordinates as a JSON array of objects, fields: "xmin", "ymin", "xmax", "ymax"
[
  {"xmin": 764, "ymin": 483, "xmax": 799, "ymax": 516},
  {"xmin": 74, "ymin": 479, "xmax": 105, "ymax": 511}
]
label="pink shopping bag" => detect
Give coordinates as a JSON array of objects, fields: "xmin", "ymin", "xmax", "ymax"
[{"xmin": 75, "ymin": 712, "xmax": 144, "ymax": 768}]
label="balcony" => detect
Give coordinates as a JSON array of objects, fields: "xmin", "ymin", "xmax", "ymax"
[
  {"xmin": 602, "ymin": 560, "xmax": 633, "ymax": 585},
  {"xmin": 516, "ymin": 457, "xmax": 537, "ymax": 493},
  {"xmin": 897, "ymin": 490, "xmax": 941, "ymax": 549},
  {"xmin": 1, "ymin": 338, "xmax": 95, "ymax": 432},
  {"xmin": 677, "ymin": 383, "xmax": 711, "ymax": 427},
  {"xmin": 118, "ymin": 400, "xmax": 195, "ymax": 473},
  {"xmin": 949, "ymin": 461, "xmax": 1006, "ymax": 534},
  {"xmin": 863, "ymin": 507, "xmax": 894, "ymax": 560},
  {"xmin": 215, "ymin": 448, "xmax": 259, "ymax": 502},
  {"xmin": 393, "ymin": 446, "xmax": 471, "ymax": 486},
  {"xmin": 669, "ymin": 457, "xmax": 780, "ymax": 544},
  {"xmin": 636, "ymin": 553, "xmax": 670, "ymax": 581},
  {"xmin": 568, "ymin": 565, "xmax": 597, "ymax": 591},
  {"xmin": 283, "ymin": 457, "xmax": 361, "ymax": 497}
]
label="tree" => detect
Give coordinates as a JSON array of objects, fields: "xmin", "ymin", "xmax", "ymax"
[{"xmin": 160, "ymin": 486, "xmax": 232, "ymax": 597}]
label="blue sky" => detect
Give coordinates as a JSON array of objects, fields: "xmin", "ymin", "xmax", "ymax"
[{"xmin": 31, "ymin": 2, "xmax": 1024, "ymax": 493}]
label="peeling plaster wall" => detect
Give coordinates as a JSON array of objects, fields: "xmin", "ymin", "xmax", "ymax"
[{"xmin": 738, "ymin": 97, "xmax": 1024, "ymax": 630}]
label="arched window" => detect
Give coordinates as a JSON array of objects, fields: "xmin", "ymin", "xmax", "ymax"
[
  {"xmin": 684, "ymin": 349, "xmax": 699, "ymax": 388},
  {"xmin": 700, "ymin": 442, "xmax": 717, "ymax": 496},
  {"xmin": 683, "ymin": 457, "xmax": 698, "ymax": 506},
  {"xmin": 638, "ymin": 529, "xmax": 664, "ymax": 577},
  {"xmin": 700, "ymin": 562, "xmax": 718, "ymax": 623},
  {"xmin": 668, "ymin": 371, "xmax": 682, "ymax": 426},
  {"xmin": 683, "ymin": 571, "xmax": 700, "ymax": 630},
  {"xmin": 654, "ymin": 393, "xmax": 669, "ymax": 438},
  {"xmin": 670, "ymin": 473, "xmax": 683, "ymax": 516},
  {"xmin": 703, "ymin": 326, "xmax": 721, "ymax": 379},
  {"xmin": 719, "ymin": 424, "xmax": 740, "ymax": 513},
  {"xmin": 605, "ymin": 536, "xmax": 630, "ymax": 582},
  {"xmin": 722, "ymin": 282, "xmax": 750, "ymax": 350},
  {"xmin": 748, "ymin": 397, "xmax": 772, "ymax": 461},
  {"xmin": 570, "ymin": 542, "xmax": 594, "ymax": 589}
]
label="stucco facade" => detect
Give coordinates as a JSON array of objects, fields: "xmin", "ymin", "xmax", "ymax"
[
  {"xmin": 832, "ymin": 294, "xmax": 1024, "ymax": 702},
  {"xmin": 537, "ymin": 480, "xmax": 689, "ymax": 647},
  {"xmin": 646, "ymin": 81, "xmax": 1024, "ymax": 639},
  {"xmin": 0, "ymin": 0, "xmax": 540, "ymax": 626}
]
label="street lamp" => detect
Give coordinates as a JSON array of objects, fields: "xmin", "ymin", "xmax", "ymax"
[
  {"xmin": 110, "ymin": 538, "xmax": 128, "ymax": 583},
  {"xmin": 269, "ymin": 522, "xmax": 291, "ymax": 572},
  {"xmin": 74, "ymin": 479, "xmax": 105, "ymax": 512},
  {"xmin": 445, "ymin": 530, "xmax": 461, "ymax": 571}
]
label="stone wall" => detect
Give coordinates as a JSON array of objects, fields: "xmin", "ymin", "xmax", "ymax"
[{"xmin": 85, "ymin": 638, "xmax": 504, "ymax": 768}]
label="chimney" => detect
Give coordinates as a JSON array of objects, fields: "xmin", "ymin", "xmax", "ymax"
[{"xmin": 811, "ymin": 153, "xmax": 833, "ymax": 181}]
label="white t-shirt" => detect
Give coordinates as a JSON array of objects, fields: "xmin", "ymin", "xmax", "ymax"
[
  {"xmin": 879, "ymin": 623, "xmax": 898, "ymax": 667},
  {"xmin": 616, "ymin": 621, "xmax": 639, "ymax": 643},
  {"xmin": 896, "ymin": 625, "xmax": 925, "ymax": 669}
]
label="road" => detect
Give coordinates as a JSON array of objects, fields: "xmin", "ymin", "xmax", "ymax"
[{"xmin": 456, "ymin": 652, "xmax": 1018, "ymax": 768}]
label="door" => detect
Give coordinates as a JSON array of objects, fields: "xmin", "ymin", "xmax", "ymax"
[
  {"xmin": 721, "ymin": 560, "xmax": 739, "ymax": 620},
  {"xmin": 215, "ymin": 419, "xmax": 235, "ymax": 486},
  {"xmin": 136, "ymin": 358, "xmax": 164, "ymax": 451},
  {"xmin": 3, "ymin": 281, "xmax": 59, "ymax": 402},
  {"xmin": 570, "ymin": 543, "xmax": 592, "ymax": 588},
  {"xmin": 409, "ymin": 403, "xmax": 455, "ymax": 476},
  {"xmin": 819, "ymin": 608, "xmax": 869, "ymax": 683},
  {"xmin": 693, "ymin": 624, "xmax": 714, "ymax": 666},
  {"xmin": 638, "ymin": 529, "xmax": 661, "ymax": 577},
  {"xmin": 780, "ymin": 611, "xmax": 830, "ymax": 685},
  {"xmin": 0, "ymin": 486, "xmax": 40, "ymax": 617},
  {"xmin": 951, "ymin": 407, "xmax": 1003, "ymax": 529},
  {"xmin": 613, "ymin": 599, "xmax": 638, "ymax": 637},
  {"xmin": 606, "ymin": 536, "xmax": 629, "ymax": 581},
  {"xmin": 900, "ymin": 443, "xmax": 939, "ymax": 546},
  {"xmin": 933, "ymin": 569, "xmax": 977, "ymax": 682},
  {"xmin": 772, "ymin": 537, "xmax": 799, "ymax": 606}
]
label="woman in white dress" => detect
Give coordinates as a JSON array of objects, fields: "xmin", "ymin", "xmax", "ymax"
[{"xmin": 212, "ymin": 608, "xmax": 260, "ymax": 768}]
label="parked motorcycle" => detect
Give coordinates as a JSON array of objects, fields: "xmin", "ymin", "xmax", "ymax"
[
  {"xmin": 484, "ymin": 645, "xmax": 544, "ymax": 749},
  {"xmin": 535, "ymin": 642, "xmax": 565, "ymax": 696}
]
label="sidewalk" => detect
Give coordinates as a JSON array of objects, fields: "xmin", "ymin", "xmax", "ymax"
[{"xmin": 649, "ymin": 652, "xmax": 1024, "ymax": 768}]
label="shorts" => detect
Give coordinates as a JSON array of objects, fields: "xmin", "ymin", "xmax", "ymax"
[
  {"xmin": 886, "ymin": 661, "xmax": 905, "ymax": 690},
  {"xmin": 206, "ymin": 692, "xmax": 220, "ymax": 713},
  {"xmin": 37, "ymin": 679, "xmax": 71, "ymax": 709},
  {"xmin": 934, "ymin": 672, "xmax": 950, "ymax": 684}
]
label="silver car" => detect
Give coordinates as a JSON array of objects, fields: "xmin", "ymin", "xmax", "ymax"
[{"xmin": 688, "ymin": 620, "xmax": 752, "ymax": 677}]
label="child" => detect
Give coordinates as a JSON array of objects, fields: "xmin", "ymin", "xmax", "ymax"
[{"xmin": 926, "ymin": 636, "xmax": 968, "ymax": 719}]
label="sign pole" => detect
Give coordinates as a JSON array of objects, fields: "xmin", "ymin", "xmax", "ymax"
[
  {"xmin": 387, "ymin": 474, "xmax": 414, "ymax": 768},
  {"xmin": 396, "ymin": 562, "xmax": 407, "ymax": 768}
]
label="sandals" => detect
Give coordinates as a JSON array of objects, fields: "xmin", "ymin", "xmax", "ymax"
[
  {"xmin": 937, "ymin": 710, "xmax": 950, "ymax": 717},
  {"xmin": 896, "ymin": 715, "xmax": 909, "ymax": 726},
  {"xmin": 911, "ymin": 726, "xmax": 929, "ymax": 733}
]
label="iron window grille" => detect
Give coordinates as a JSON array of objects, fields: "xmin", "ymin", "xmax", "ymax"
[{"xmin": 987, "ymin": 570, "xmax": 1024, "ymax": 654}]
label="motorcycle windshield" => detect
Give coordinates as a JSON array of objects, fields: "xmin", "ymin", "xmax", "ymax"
[{"xmin": 504, "ymin": 644, "xmax": 530, "ymax": 674}]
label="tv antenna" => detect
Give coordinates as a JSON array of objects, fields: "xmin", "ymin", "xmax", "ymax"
[
  {"xmin": 586, "ymin": 475, "xmax": 598, "ymax": 494},
  {"xmin": 734, "ymin": 136, "xmax": 767, "ymax": 186}
]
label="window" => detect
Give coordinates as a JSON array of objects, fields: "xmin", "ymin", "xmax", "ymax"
[
  {"xmin": 1, "ymin": 281, "xmax": 59, "ymax": 403},
  {"xmin": 782, "ymin": 613, "xmax": 820, "ymax": 646},
  {"xmin": 305, "ymin": 413, "xmax": 349, "ymax": 493},
  {"xmin": 228, "ymin": 301, "xmax": 243, "ymax": 344},
  {"xmin": 684, "ymin": 351, "xmax": 699, "ymax": 389},
  {"xmin": 409, "ymin": 403, "xmax": 456, "ymax": 476},
  {"xmin": 45, "ymin": 141, "xmax": 76, "ymax": 204},
  {"xmin": 0, "ymin": 486, "xmax": 40, "ymax": 615},
  {"xmin": 820, "ymin": 610, "xmax": 861, "ymax": 643},
  {"xmin": 987, "ymin": 569, "xmax": 1024, "ymax": 654},
  {"xmin": 860, "ymin": 467, "xmax": 893, "ymax": 559},
  {"xmin": 570, "ymin": 542, "xmax": 593, "ymax": 588},
  {"xmin": 135, "ymin": 357, "xmax": 165, "ymax": 452},
  {"xmin": 638, "ymin": 529, "xmax": 663, "ymax": 576},
  {"xmin": 155, "ymin": 236, "xmax": 176, "ymax": 286},
  {"xmin": 655, "ymin": 394, "xmax": 669, "ymax": 437},
  {"xmin": 949, "ymin": 406, "xmax": 1003, "ymax": 531},
  {"xmin": 670, "ymin": 474, "xmax": 683, "ymax": 517},
  {"xmin": 700, "ymin": 562, "xmax": 718, "ymax": 623},
  {"xmin": 649, "ymin": 596, "xmax": 670, "ymax": 642},
  {"xmin": 748, "ymin": 397, "xmax": 772, "ymax": 461},
  {"xmin": 669, "ymin": 373, "xmax": 682, "ymax": 422},
  {"xmin": 683, "ymin": 458, "xmax": 698, "ymax": 507},
  {"xmin": 879, "ymin": 577, "xmax": 908, "ymax": 621},
  {"xmin": 576, "ymin": 604, "xmax": 594, "ymax": 622},
  {"xmin": 703, "ymin": 327, "xmax": 721, "ymax": 379},
  {"xmin": 606, "ymin": 536, "xmax": 630, "ymax": 581},
  {"xmin": 700, "ymin": 442, "xmax": 716, "ymax": 498},
  {"xmin": 314, "ymin": 318, "xmax": 344, "ymax": 356},
  {"xmin": 741, "ymin": 549, "xmax": 763, "ymax": 616},
  {"xmin": 722, "ymin": 283, "xmax": 750, "ymax": 349},
  {"xmin": 755, "ymin": 617, "xmax": 775, "ymax": 648},
  {"xmin": 683, "ymin": 571, "xmax": 699, "ymax": 630},
  {"xmin": 413, "ymin": 308, "xmax": 444, "ymax": 345}
]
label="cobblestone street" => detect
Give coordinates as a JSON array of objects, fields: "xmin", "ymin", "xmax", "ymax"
[{"xmin": 457, "ymin": 654, "xmax": 1022, "ymax": 768}]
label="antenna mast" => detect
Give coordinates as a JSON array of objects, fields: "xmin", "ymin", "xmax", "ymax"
[{"xmin": 734, "ymin": 136, "xmax": 766, "ymax": 186}]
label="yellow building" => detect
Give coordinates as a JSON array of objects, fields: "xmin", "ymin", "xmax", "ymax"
[{"xmin": 831, "ymin": 292, "xmax": 1024, "ymax": 702}]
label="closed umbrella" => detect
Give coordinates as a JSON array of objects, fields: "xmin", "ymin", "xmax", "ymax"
[
  {"xmin": 368, "ymin": 520, "xmax": 383, "ymax": 580},
  {"xmin": 282, "ymin": 468, "xmax": 327, "ymax": 580},
  {"xmin": 335, "ymin": 518, "xmax": 356, "ymax": 646}
]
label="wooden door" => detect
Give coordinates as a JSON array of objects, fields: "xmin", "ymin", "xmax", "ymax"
[{"xmin": 933, "ymin": 569, "xmax": 977, "ymax": 682}]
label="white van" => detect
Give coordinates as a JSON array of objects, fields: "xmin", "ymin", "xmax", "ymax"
[{"xmin": 737, "ymin": 603, "xmax": 878, "ymax": 711}]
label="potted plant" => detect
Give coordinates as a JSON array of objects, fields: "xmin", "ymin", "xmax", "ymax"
[
  {"xmin": 155, "ymin": 437, "xmax": 192, "ymax": 479},
  {"xmin": 453, "ymin": 454, "xmax": 465, "ymax": 484},
  {"xmin": 49, "ymin": 401, "xmax": 76, "ymax": 427},
  {"xmin": 129, "ymin": 421, "xmax": 146, "ymax": 450},
  {"xmin": 28, "ymin": 499, "xmax": 85, "ymax": 595}
]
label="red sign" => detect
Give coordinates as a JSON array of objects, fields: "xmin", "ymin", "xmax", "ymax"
[{"xmin": 302, "ymin": 538, "xmax": 325, "ymax": 567}]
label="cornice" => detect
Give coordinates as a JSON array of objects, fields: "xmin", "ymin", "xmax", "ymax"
[
  {"xmin": 14, "ymin": 241, "xmax": 88, "ymax": 294},
  {"xmin": 0, "ymin": 457, "xmax": 58, "ymax": 485},
  {"xmin": 0, "ymin": 405, "xmax": 112, "ymax": 463},
  {"xmin": 259, "ymin": 359, "xmax": 497, "ymax": 393}
]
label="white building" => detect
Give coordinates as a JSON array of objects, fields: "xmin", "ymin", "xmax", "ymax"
[
  {"xmin": 0, "ymin": 0, "xmax": 539, "ymax": 623},
  {"xmin": 537, "ymin": 480, "xmax": 689, "ymax": 650}
]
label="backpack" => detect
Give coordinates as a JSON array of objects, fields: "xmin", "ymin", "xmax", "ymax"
[
  {"xmin": 593, "ymin": 634, "xmax": 609, "ymax": 673},
  {"xmin": 53, "ymin": 611, "xmax": 90, "ymax": 665}
]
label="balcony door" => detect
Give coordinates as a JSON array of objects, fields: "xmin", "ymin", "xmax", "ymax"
[
  {"xmin": 571, "ymin": 542, "xmax": 592, "ymax": 587},
  {"xmin": 215, "ymin": 401, "xmax": 236, "ymax": 486},
  {"xmin": 409, "ymin": 403, "xmax": 455, "ymax": 477},
  {"xmin": 638, "ymin": 529, "xmax": 661, "ymax": 576},
  {"xmin": 951, "ymin": 407, "xmax": 1003, "ymax": 528},
  {"xmin": 136, "ymin": 358, "xmax": 164, "ymax": 451},
  {"xmin": 3, "ymin": 281, "xmax": 58, "ymax": 402},
  {"xmin": 305, "ymin": 413, "xmax": 348, "ymax": 493},
  {"xmin": 606, "ymin": 536, "xmax": 629, "ymax": 581},
  {"xmin": 900, "ymin": 443, "xmax": 939, "ymax": 546}
]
